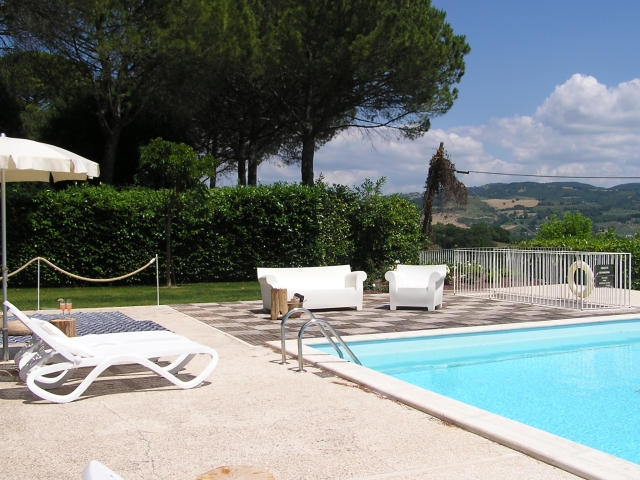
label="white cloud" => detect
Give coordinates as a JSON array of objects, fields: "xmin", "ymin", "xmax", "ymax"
[
  {"xmin": 471, "ymin": 75, "xmax": 640, "ymax": 181},
  {"xmin": 536, "ymin": 74, "xmax": 640, "ymax": 133},
  {"xmin": 312, "ymin": 129, "xmax": 486, "ymax": 193},
  {"xmin": 228, "ymin": 74, "xmax": 640, "ymax": 192}
]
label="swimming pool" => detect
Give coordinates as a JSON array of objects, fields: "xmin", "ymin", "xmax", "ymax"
[{"xmin": 309, "ymin": 318, "xmax": 640, "ymax": 467}]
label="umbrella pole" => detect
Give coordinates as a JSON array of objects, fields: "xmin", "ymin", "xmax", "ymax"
[{"xmin": 1, "ymin": 170, "xmax": 7, "ymax": 361}]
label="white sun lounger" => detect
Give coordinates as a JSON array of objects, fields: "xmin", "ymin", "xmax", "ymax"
[
  {"xmin": 5, "ymin": 301, "xmax": 219, "ymax": 403},
  {"xmin": 14, "ymin": 317, "xmax": 186, "ymax": 374}
]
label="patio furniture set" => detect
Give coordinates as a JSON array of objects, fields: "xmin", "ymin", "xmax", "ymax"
[
  {"xmin": 5, "ymin": 264, "xmax": 444, "ymax": 405},
  {"xmin": 258, "ymin": 264, "xmax": 447, "ymax": 314}
]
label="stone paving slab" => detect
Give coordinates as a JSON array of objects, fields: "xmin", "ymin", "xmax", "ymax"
[{"xmin": 169, "ymin": 293, "xmax": 640, "ymax": 346}]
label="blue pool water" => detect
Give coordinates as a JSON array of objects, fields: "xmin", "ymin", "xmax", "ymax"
[{"xmin": 312, "ymin": 320, "xmax": 640, "ymax": 465}]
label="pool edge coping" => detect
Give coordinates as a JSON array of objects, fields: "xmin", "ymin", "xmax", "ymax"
[{"xmin": 268, "ymin": 312, "xmax": 640, "ymax": 480}]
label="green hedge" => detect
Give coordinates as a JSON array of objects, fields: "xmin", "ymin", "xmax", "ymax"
[
  {"xmin": 6, "ymin": 183, "xmax": 422, "ymax": 287},
  {"xmin": 7, "ymin": 184, "xmax": 164, "ymax": 286},
  {"xmin": 523, "ymin": 233, "xmax": 640, "ymax": 289}
]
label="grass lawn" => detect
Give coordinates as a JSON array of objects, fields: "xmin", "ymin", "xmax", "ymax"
[{"xmin": 7, "ymin": 281, "xmax": 262, "ymax": 311}]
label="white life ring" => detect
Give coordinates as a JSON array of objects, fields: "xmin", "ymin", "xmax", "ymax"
[{"xmin": 568, "ymin": 261, "xmax": 595, "ymax": 298}]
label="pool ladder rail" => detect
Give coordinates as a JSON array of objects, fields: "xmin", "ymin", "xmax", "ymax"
[{"xmin": 279, "ymin": 307, "xmax": 361, "ymax": 372}]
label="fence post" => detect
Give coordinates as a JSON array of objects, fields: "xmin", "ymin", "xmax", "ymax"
[
  {"xmin": 37, "ymin": 257, "xmax": 40, "ymax": 312},
  {"xmin": 156, "ymin": 254, "xmax": 160, "ymax": 306},
  {"xmin": 629, "ymin": 253, "xmax": 633, "ymax": 308},
  {"xmin": 491, "ymin": 248, "xmax": 495, "ymax": 299},
  {"xmin": 580, "ymin": 253, "xmax": 584, "ymax": 311}
]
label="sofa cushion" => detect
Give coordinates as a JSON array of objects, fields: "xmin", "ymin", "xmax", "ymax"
[{"xmin": 257, "ymin": 265, "xmax": 351, "ymax": 289}]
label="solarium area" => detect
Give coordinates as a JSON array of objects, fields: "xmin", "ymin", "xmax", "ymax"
[{"xmin": 2, "ymin": 292, "xmax": 640, "ymax": 479}]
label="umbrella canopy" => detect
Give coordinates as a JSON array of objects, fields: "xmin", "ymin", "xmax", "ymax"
[
  {"xmin": 0, "ymin": 134, "xmax": 100, "ymax": 359},
  {"xmin": 0, "ymin": 135, "xmax": 100, "ymax": 182}
]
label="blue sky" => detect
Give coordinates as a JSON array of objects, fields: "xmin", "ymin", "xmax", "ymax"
[{"xmin": 238, "ymin": 0, "xmax": 640, "ymax": 193}]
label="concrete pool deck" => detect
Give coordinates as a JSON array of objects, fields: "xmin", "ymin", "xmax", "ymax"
[
  {"xmin": 1, "ymin": 293, "xmax": 640, "ymax": 479},
  {"xmin": 280, "ymin": 314, "xmax": 640, "ymax": 480}
]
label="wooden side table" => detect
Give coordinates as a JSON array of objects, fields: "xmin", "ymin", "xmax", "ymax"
[
  {"xmin": 50, "ymin": 317, "xmax": 77, "ymax": 337},
  {"xmin": 270, "ymin": 287, "xmax": 288, "ymax": 320}
]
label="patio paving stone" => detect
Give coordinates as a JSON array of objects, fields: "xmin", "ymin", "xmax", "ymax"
[{"xmin": 170, "ymin": 292, "xmax": 640, "ymax": 346}]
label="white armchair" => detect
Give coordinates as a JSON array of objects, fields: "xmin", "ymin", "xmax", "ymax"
[{"xmin": 385, "ymin": 264, "xmax": 447, "ymax": 311}]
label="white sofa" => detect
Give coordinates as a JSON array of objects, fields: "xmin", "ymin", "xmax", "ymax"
[
  {"xmin": 385, "ymin": 264, "xmax": 447, "ymax": 311},
  {"xmin": 257, "ymin": 265, "xmax": 367, "ymax": 311}
]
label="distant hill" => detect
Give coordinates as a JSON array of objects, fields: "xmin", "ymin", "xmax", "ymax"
[{"xmin": 399, "ymin": 182, "xmax": 640, "ymax": 238}]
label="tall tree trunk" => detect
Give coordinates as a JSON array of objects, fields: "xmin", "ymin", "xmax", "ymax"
[
  {"xmin": 300, "ymin": 77, "xmax": 315, "ymax": 186},
  {"xmin": 237, "ymin": 158, "xmax": 246, "ymax": 185},
  {"xmin": 100, "ymin": 124, "xmax": 123, "ymax": 185},
  {"xmin": 300, "ymin": 131, "xmax": 315, "ymax": 186},
  {"xmin": 165, "ymin": 200, "xmax": 173, "ymax": 287},
  {"xmin": 248, "ymin": 143, "xmax": 258, "ymax": 186},
  {"xmin": 235, "ymin": 137, "xmax": 247, "ymax": 186}
]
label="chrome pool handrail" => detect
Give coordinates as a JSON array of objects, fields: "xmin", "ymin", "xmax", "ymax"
[
  {"xmin": 279, "ymin": 308, "xmax": 343, "ymax": 364},
  {"xmin": 296, "ymin": 318, "xmax": 361, "ymax": 372},
  {"xmin": 280, "ymin": 307, "xmax": 314, "ymax": 364}
]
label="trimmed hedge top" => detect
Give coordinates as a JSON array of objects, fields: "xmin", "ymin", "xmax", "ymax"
[{"xmin": 6, "ymin": 183, "xmax": 422, "ymax": 287}]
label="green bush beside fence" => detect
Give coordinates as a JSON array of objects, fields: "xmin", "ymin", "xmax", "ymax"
[
  {"xmin": 6, "ymin": 183, "xmax": 422, "ymax": 287},
  {"xmin": 524, "ymin": 233, "xmax": 640, "ymax": 289}
]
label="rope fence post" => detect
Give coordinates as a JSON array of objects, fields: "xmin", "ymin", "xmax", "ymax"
[
  {"xmin": 2, "ymin": 169, "xmax": 7, "ymax": 361},
  {"xmin": 156, "ymin": 254, "xmax": 160, "ymax": 306},
  {"xmin": 37, "ymin": 257, "xmax": 40, "ymax": 312},
  {"xmin": 7, "ymin": 257, "xmax": 158, "ymax": 309}
]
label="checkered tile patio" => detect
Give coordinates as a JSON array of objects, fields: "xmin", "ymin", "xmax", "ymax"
[{"xmin": 170, "ymin": 293, "xmax": 640, "ymax": 346}]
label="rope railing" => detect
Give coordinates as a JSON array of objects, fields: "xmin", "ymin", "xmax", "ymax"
[
  {"xmin": 7, "ymin": 256, "xmax": 156, "ymax": 282},
  {"xmin": 4, "ymin": 255, "xmax": 160, "ymax": 310}
]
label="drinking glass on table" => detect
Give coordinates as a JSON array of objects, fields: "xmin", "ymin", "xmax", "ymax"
[
  {"xmin": 65, "ymin": 298, "xmax": 72, "ymax": 316},
  {"xmin": 59, "ymin": 299, "xmax": 66, "ymax": 316}
]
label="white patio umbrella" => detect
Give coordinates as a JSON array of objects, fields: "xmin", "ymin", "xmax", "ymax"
[{"xmin": 0, "ymin": 134, "xmax": 100, "ymax": 360}]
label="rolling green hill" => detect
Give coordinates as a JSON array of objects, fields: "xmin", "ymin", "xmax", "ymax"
[{"xmin": 400, "ymin": 182, "xmax": 640, "ymax": 239}]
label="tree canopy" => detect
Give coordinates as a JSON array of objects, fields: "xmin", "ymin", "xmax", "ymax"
[
  {"xmin": 0, "ymin": 0, "xmax": 470, "ymax": 187},
  {"xmin": 536, "ymin": 212, "xmax": 594, "ymax": 241},
  {"xmin": 432, "ymin": 223, "xmax": 511, "ymax": 249},
  {"xmin": 264, "ymin": 0, "xmax": 470, "ymax": 184},
  {"xmin": 137, "ymin": 138, "xmax": 216, "ymax": 285},
  {"xmin": 1, "ymin": 0, "xmax": 236, "ymax": 183}
]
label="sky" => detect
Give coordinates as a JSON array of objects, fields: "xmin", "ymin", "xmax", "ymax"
[{"xmin": 226, "ymin": 0, "xmax": 640, "ymax": 193}]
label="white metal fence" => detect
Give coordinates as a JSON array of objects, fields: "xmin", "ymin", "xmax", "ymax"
[
  {"xmin": 420, "ymin": 247, "xmax": 569, "ymax": 266},
  {"xmin": 420, "ymin": 249, "xmax": 456, "ymax": 266},
  {"xmin": 421, "ymin": 248, "xmax": 632, "ymax": 309}
]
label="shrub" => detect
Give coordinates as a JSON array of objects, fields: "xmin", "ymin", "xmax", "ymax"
[
  {"xmin": 349, "ymin": 191, "xmax": 422, "ymax": 283},
  {"xmin": 536, "ymin": 211, "xmax": 593, "ymax": 240},
  {"xmin": 172, "ymin": 183, "xmax": 356, "ymax": 281},
  {"xmin": 524, "ymin": 232, "xmax": 640, "ymax": 289},
  {"xmin": 457, "ymin": 262, "xmax": 482, "ymax": 284},
  {"xmin": 8, "ymin": 184, "xmax": 164, "ymax": 287},
  {"xmin": 6, "ymin": 182, "xmax": 422, "ymax": 287}
]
